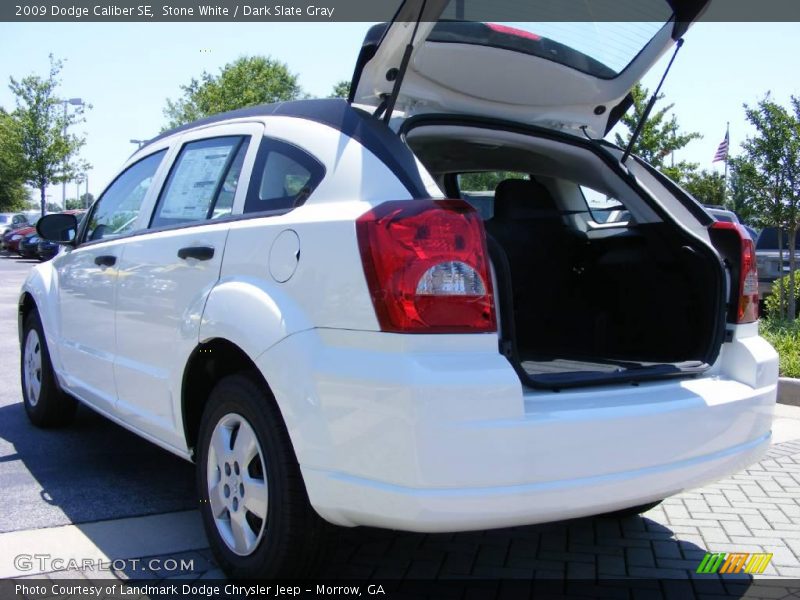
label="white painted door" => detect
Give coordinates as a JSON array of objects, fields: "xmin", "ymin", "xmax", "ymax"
[
  {"xmin": 55, "ymin": 149, "xmax": 169, "ymax": 413},
  {"xmin": 113, "ymin": 125, "xmax": 262, "ymax": 448}
]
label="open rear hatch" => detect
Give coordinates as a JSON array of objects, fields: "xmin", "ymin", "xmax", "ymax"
[
  {"xmin": 350, "ymin": 0, "xmax": 710, "ymax": 137},
  {"xmin": 400, "ymin": 121, "xmax": 730, "ymax": 390},
  {"xmin": 351, "ymin": 0, "xmax": 725, "ymax": 390}
]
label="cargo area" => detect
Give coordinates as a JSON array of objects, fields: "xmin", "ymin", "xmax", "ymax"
[{"xmin": 405, "ymin": 120, "xmax": 726, "ymax": 388}]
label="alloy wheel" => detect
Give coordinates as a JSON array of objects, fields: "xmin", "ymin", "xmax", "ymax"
[
  {"xmin": 23, "ymin": 329, "xmax": 42, "ymax": 407},
  {"xmin": 206, "ymin": 412, "xmax": 268, "ymax": 556}
]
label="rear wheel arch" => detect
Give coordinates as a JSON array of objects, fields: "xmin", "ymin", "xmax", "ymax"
[{"xmin": 182, "ymin": 338, "xmax": 282, "ymax": 460}]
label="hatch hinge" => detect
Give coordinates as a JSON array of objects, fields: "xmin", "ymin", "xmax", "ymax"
[{"xmin": 621, "ymin": 38, "xmax": 684, "ymax": 164}]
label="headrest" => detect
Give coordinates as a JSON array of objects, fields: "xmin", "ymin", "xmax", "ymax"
[{"xmin": 493, "ymin": 179, "xmax": 559, "ymax": 220}]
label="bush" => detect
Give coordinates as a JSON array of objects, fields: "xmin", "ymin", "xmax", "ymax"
[
  {"xmin": 763, "ymin": 272, "xmax": 800, "ymax": 319},
  {"xmin": 760, "ymin": 318, "xmax": 800, "ymax": 378}
]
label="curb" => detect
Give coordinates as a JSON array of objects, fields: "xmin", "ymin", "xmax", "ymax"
[{"xmin": 778, "ymin": 377, "xmax": 800, "ymax": 407}]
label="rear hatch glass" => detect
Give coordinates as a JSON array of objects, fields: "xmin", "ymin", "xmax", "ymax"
[{"xmin": 427, "ymin": 17, "xmax": 670, "ymax": 80}]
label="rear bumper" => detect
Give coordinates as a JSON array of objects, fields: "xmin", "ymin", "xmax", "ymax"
[
  {"xmin": 302, "ymin": 433, "xmax": 769, "ymax": 532},
  {"xmin": 258, "ymin": 328, "xmax": 778, "ymax": 532}
]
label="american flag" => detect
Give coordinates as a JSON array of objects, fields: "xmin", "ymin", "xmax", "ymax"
[{"xmin": 713, "ymin": 131, "xmax": 729, "ymax": 163}]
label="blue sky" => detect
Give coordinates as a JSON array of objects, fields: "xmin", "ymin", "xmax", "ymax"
[{"xmin": 0, "ymin": 21, "xmax": 799, "ymax": 205}]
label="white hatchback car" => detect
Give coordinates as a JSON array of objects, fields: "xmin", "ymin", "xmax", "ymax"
[{"xmin": 22, "ymin": 4, "xmax": 777, "ymax": 578}]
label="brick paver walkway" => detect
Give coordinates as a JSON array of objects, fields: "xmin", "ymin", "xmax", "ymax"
[{"xmin": 19, "ymin": 440, "xmax": 800, "ymax": 587}]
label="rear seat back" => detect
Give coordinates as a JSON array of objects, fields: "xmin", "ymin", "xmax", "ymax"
[{"xmin": 484, "ymin": 179, "xmax": 579, "ymax": 355}]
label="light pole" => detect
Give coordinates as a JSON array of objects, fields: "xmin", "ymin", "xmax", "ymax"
[
  {"xmin": 74, "ymin": 174, "xmax": 84, "ymax": 210},
  {"xmin": 130, "ymin": 139, "xmax": 148, "ymax": 149},
  {"xmin": 62, "ymin": 97, "xmax": 84, "ymax": 209}
]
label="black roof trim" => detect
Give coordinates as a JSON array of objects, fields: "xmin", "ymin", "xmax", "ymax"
[{"xmin": 142, "ymin": 99, "xmax": 430, "ymax": 199}]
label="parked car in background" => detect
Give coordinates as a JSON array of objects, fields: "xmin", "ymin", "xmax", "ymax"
[
  {"xmin": 0, "ymin": 214, "xmax": 13, "ymax": 232},
  {"xmin": 705, "ymin": 206, "xmax": 758, "ymax": 243},
  {"xmin": 22, "ymin": 7, "xmax": 776, "ymax": 578},
  {"xmin": 19, "ymin": 233, "xmax": 41, "ymax": 259},
  {"xmin": 36, "ymin": 238, "xmax": 59, "ymax": 261},
  {"xmin": 1, "ymin": 214, "xmax": 37, "ymax": 249},
  {"xmin": 705, "ymin": 206, "xmax": 739, "ymax": 224},
  {"xmin": 6, "ymin": 225, "xmax": 37, "ymax": 254},
  {"xmin": 755, "ymin": 227, "xmax": 800, "ymax": 297},
  {"xmin": 1, "ymin": 228, "xmax": 16, "ymax": 251}
]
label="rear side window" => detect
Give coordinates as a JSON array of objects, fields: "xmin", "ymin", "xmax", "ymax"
[
  {"xmin": 580, "ymin": 186, "xmax": 628, "ymax": 224},
  {"xmin": 85, "ymin": 150, "xmax": 166, "ymax": 242},
  {"xmin": 457, "ymin": 172, "xmax": 529, "ymax": 220},
  {"xmin": 150, "ymin": 136, "xmax": 247, "ymax": 229},
  {"xmin": 244, "ymin": 138, "xmax": 324, "ymax": 214}
]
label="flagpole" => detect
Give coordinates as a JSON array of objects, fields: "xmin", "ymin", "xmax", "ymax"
[{"xmin": 723, "ymin": 121, "xmax": 730, "ymax": 205}]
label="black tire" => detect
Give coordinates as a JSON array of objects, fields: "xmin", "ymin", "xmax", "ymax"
[
  {"xmin": 196, "ymin": 372, "xmax": 327, "ymax": 578},
  {"xmin": 20, "ymin": 311, "xmax": 77, "ymax": 428},
  {"xmin": 601, "ymin": 500, "xmax": 663, "ymax": 518}
]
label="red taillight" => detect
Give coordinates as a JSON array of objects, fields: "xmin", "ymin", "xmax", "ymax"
[
  {"xmin": 712, "ymin": 221, "xmax": 759, "ymax": 324},
  {"xmin": 356, "ymin": 199, "xmax": 496, "ymax": 333}
]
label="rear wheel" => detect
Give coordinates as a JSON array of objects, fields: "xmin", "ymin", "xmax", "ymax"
[
  {"xmin": 196, "ymin": 373, "xmax": 327, "ymax": 578},
  {"xmin": 21, "ymin": 311, "xmax": 77, "ymax": 427}
]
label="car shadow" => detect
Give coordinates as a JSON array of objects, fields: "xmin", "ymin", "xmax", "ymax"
[
  {"xmin": 0, "ymin": 401, "xmax": 196, "ymax": 533},
  {"xmin": 311, "ymin": 515, "xmax": 761, "ymax": 596}
]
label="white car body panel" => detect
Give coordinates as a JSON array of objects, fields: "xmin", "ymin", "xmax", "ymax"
[
  {"xmin": 113, "ymin": 123, "xmax": 263, "ymax": 447},
  {"xmin": 20, "ymin": 99, "xmax": 778, "ymax": 533},
  {"xmin": 258, "ymin": 327, "xmax": 775, "ymax": 531}
]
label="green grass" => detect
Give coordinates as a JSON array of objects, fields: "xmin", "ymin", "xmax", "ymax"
[{"xmin": 760, "ymin": 318, "xmax": 800, "ymax": 378}]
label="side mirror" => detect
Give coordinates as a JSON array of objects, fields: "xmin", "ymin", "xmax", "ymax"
[{"xmin": 37, "ymin": 213, "xmax": 79, "ymax": 245}]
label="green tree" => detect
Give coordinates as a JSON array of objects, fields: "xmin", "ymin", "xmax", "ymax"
[
  {"xmin": 458, "ymin": 172, "xmax": 528, "ymax": 192},
  {"xmin": 328, "ymin": 80, "xmax": 351, "ymax": 99},
  {"xmin": 65, "ymin": 192, "xmax": 94, "ymax": 210},
  {"xmin": 163, "ymin": 56, "xmax": 303, "ymax": 129},
  {"xmin": 614, "ymin": 83, "xmax": 702, "ymax": 182},
  {"xmin": 740, "ymin": 95, "xmax": 800, "ymax": 320},
  {"xmin": 726, "ymin": 157, "xmax": 762, "ymax": 225},
  {"xmin": 0, "ymin": 108, "xmax": 31, "ymax": 211},
  {"xmin": 683, "ymin": 169, "xmax": 725, "ymax": 206},
  {"xmin": 7, "ymin": 55, "xmax": 89, "ymax": 216}
]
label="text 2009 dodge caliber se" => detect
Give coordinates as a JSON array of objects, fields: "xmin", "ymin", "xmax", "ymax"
[{"xmin": 20, "ymin": 0, "xmax": 777, "ymax": 578}]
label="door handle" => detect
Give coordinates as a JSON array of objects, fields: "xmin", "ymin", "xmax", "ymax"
[
  {"xmin": 94, "ymin": 255, "xmax": 116, "ymax": 267},
  {"xmin": 178, "ymin": 246, "xmax": 215, "ymax": 261}
]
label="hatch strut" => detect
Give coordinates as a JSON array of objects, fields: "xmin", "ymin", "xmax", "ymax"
[
  {"xmin": 621, "ymin": 38, "xmax": 684, "ymax": 164},
  {"xmin": 377, "ymin": 0, "xmax": 428, "ymax": 124}
]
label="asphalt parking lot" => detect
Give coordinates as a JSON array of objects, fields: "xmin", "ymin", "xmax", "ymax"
[{"xmin": 2, "ymin": 253, "xmax": 800, "ymax": 594}]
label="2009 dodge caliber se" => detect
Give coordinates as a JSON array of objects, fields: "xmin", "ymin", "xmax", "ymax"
[{"xmin": 21, "ymin": 0, "xmax": 777, "ymax": 578}]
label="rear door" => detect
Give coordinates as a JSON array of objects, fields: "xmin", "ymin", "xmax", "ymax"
[
  {"xmin": 113, "ymin": 123, "xmax": 262, "ymax": 449},
  {"xmin": 350, "ymin": 0, "xmax": 709, "ymax": 136}
]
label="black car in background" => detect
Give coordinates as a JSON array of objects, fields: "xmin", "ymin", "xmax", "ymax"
[
  {"xmin": 36, "ymin": 238, "xmax": 59, "ymax": 261},
  {"xmin": 18, "ymin": 233, "xmax": 41, "ymax": 259},
  {"xmin": 755, "ymin": 227, "xmax": 800, "ymax": 297}
]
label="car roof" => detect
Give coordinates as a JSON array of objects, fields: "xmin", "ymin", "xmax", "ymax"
[
  {"xmin": 144, "ymin": 99, "xmax": 357, "ymax": 148},
  {"xmin": 133, "ymin": 98, "xmax": 431, "ymax": 199}
]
